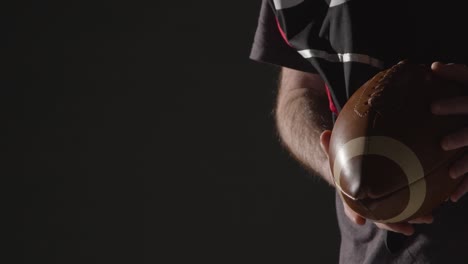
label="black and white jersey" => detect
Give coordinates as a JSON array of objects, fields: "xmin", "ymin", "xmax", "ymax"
[{"xmin": 251, "ymin": 0, "xmax": 468, "ymax": 113}]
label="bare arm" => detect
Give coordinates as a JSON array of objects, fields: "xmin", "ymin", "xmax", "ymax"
[{"xmin": 275, "ymin": 67, "xmax": 334, "ymax": 185}]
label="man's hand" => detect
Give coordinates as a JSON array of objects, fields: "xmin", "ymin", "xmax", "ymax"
[
  {"xmin": 431, "ymin": 62, "xmax": 468, "ymax": 203},
  {"xmin": 342, "ymin": 199, "xmax": 433, "ymax": 236}
]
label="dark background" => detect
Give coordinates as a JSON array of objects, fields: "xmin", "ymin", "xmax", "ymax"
[{"xmin": 5, "ymin": 1, "xmax": 340, "ymax": 263}]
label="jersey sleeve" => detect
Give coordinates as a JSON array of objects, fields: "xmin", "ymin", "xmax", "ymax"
[{"xmin": 249, "ymin": 0, "xmax": 318, "ymax": 73}]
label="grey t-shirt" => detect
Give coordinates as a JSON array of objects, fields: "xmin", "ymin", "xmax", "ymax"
[{"xmin": 250, "ymin": 0, "xmax": 468, "ymax": 263}]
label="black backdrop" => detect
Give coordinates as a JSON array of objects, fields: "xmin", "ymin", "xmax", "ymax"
[{"xmin": 5, "ymin": 1, "xmax": 340, "ymax": 263}]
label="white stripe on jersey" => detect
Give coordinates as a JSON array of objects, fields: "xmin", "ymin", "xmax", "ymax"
[
  {"xmin": 298, "ymin": 49, "xmax": 384, "ymax": 68},
  {"xmin": 272, "ymin": 0, "xmax": 304, "ymax": 10},
  {"xmin": 329, "ymin": 0, "xmax": 352, "ymax": 8}
]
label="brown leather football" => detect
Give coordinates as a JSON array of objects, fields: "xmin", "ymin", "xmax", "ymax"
[{"xmin": 329, "ymin": 60, "xmax": 467, "ymax": 223}]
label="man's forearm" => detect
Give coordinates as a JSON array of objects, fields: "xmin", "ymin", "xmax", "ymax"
[{"xmin": 275, "ymin": 68, "xmax": 334, "ymax": 185}]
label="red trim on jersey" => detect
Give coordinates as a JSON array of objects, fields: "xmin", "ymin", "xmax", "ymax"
[
  {"xmin": 325, "ymin": 84, "xmax": 338, "ymax": 114},
  {"xmin": 275, "ymin": 17, "xmax": 292, "ymax": 47}
]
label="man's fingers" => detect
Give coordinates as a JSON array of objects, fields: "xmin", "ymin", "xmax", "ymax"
[
  {"xmin": 407, "ymin": 214, "xmax": 433, "ymax": 224},
  {"xmin": 450, "ymin": 154, "xmax": 468, "ymax": 179},
  {"xmin": 431, "ymin": 62, "xmax": 468, "ymax": 84},
  {"xmin": 375, "ymin": 222, "xmax": 414, "ymax": 236},
  {"xmin": 451, "ymin": 175, "xmax": 468, "ymax": 202},
  {"xmin": 343, "ymin": 202, "xmax": 366, "ymax": 225},
  {"xmin": 440, "ymin": 127, "xmax": 468, "ymax": 151},
  {"xmin": 432, "ymin": 97, "xmax": 468, "ymax": 115},
  {"xmin": 345, "ymin": 206, "xmax": 366, "ymax": 225}
]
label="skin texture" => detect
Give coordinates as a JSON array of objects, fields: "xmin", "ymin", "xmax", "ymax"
[
  {"xmin": 277, "ymin": 62, "xmax": 467, "ymax": 237},
  {"xmin": 276, "ymin": 67, "xmax": 334, "ymax": 185}
]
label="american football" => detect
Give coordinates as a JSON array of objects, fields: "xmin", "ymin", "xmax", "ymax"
[{"xmin": 328, "ymin": 60, "xmax": 467, "ymax": 223}]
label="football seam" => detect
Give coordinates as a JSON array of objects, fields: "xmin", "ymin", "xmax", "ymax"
[{"xmin": 355, "ymin": 148, "xmax": 465, "ymax": 221}]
